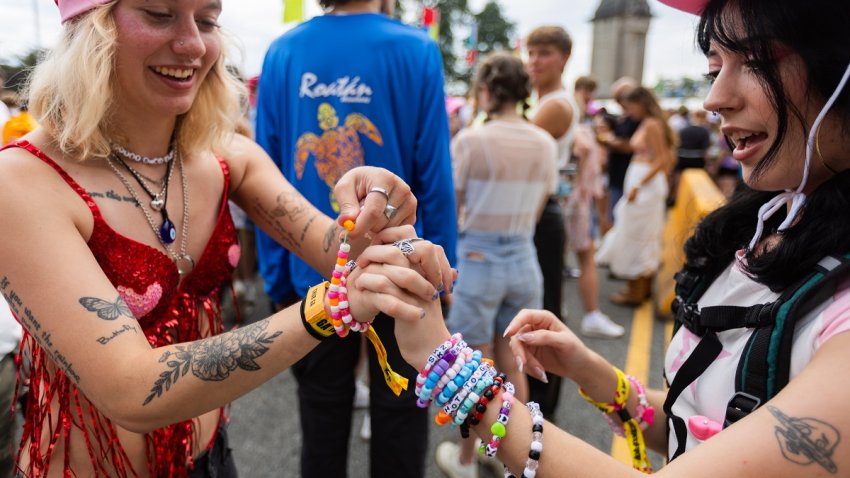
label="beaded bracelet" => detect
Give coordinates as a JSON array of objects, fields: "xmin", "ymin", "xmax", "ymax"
[
  {"xmin": 481, "ymin": 382, "xmax": 515, "ymax": 457},
  {"xmin": 455, "ymin": 367, "xmax": 496, "ymax": 425},
  {"xmin": 468, "ymin": 373, "xmax": 507, "ymax": 426},
  {"xmin": 326, "ymin": 220, "xmax": 406, "ymax": 395},
  {"xmin": 504, "ymin": 401, "xmax": 544, "ymax": 478},
  {"xmin": 434, "ymin": 350, "xmax": 482, "ymax": 410},
  {"xmin": 417, "ymin": 345, "xmax": 461, "ymax": 407},
  {"xmin": 432, "ymin": 346, "xmax": 471, "ymax": 402},
  {"xmin": 416, "ymin": 335, "xmax": 459, "ymax": 395},
  {"xmin": 604, "ymin": 375, "xmax": 655, "ymax": 436},
  {"xmin": 444, "ymin": 361, "xmax": 492, "ymax": 418}
]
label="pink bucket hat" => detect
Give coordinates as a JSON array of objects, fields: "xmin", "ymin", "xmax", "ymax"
[
  {"xmin": 55, "ymin": 0, "xmax": 112, "ymax": 24},
  {"xmin": 657, "ymin": 0, "xmax": 709, "ymax": 15}
]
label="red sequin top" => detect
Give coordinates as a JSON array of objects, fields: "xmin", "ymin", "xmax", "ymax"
[{"xmin": 4, "ymin": 141, "xmax": 240, "ymax": 477}]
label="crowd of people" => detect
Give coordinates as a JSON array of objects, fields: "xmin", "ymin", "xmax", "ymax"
[{"xmin": 1, "ymin": 0, "xmax": 849, "ymax": 477}]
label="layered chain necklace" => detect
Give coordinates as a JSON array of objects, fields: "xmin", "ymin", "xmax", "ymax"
[{"xmin": 106, "ymin": 149, "xmax": 194, "ymax": 276}]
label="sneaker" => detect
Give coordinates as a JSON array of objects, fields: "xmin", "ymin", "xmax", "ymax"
[
  {"xmin": 353, "ymin": 379, "xmax": 369, "ymax": 409},
  {"xmin": 580, "ymin": 311, "xmax": 625, "ymax": 339},
  {"xmin": 359, "ymin": 411, "xmax": 371, "ymax": 441},
  {"xmin": 435, "ymin": 441, "xmax": 478, "ymax": 478},
  {"xmin": 475, "ymin": 439, "xmax": 504, "ymax": 477}
]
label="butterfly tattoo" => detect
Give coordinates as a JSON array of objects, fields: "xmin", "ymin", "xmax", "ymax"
[{"xmin": 79, "ymin": 296, "xmax": 133, "ymax": 321}]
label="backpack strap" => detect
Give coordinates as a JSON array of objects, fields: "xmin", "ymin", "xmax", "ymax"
[{"xmin": 725, "ymin": 253, "xmax": 850, "ymax": 427}]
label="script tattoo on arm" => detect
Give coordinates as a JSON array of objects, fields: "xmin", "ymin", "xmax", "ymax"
[
  {"xmin": 768, "ymin": 405, "xmax": 840, "ymax": 474},
  {"xmin": 323, "ymin": 223, "xmax": 341, "ymax": 253},
  {"xmin": 0, "ymin": 275, "xmax": 81, "ymax": 384},
  {"xmin": 143, "ymin": 320, "xmax": 283, "ymax": 405}
]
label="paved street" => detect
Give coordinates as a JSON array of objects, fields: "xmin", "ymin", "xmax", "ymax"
[{"xmin": 227, "ymin": 266, "xmax": 672, "ymax": 477}]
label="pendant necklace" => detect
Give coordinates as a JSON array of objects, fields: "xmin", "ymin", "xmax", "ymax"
[
  {"xmin": 106, "ymin": 151, "xmax": 194, "ymax": 275},
  {"xmin": 115, "ymin": 155, "xmax": 176, "ymax": 242}
]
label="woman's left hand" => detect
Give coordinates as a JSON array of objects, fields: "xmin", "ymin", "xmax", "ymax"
[
  {"xmin": 627, "ymin": 186, "xmax": 639, "ymax": 203},
  {"xmin": 333, "ymin": 167, "xmax": 417, "ymax": 240}
]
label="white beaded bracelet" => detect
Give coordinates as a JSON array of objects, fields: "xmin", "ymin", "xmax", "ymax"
[{"xmin": 504, "ymin": 401, "xmax": 544, "ymax": 478}]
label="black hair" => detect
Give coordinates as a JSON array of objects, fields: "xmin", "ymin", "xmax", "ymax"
[
  {"xmin": 684, "ymin": 0, "xmax": 850, "ymax": 291},
  {"xmin": 473, "ymin": 52, "xmax": 531, "ymax": 120}
]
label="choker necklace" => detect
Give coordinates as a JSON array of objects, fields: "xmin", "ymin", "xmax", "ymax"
[
  {"xmin": 106, "ymin": 151, "xmax": 194, "ymax": 276},
  {"xmin": 113, "ymin": 143, "xmax": 175, "ymax": 165}
]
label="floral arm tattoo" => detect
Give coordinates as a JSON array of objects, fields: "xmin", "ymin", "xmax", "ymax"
[{"xmin": 143, "ymin": 320, "xmax": 283, "ymax": 405}]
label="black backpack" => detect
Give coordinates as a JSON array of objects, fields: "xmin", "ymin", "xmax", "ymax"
[{"xmin": 663, "ymin": 252, "xmax": 850, "ymax": 460}]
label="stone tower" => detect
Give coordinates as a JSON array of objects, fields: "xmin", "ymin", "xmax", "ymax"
[{"xmin": 590, "ymin": 0, "xmax": 652, "ymax": 97}]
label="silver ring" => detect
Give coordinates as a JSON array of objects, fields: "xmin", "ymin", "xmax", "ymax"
[
  {"xmin": 383, "ymin": 203, "xmax": 399, "ymax": 221},
  {"xmin": 392, "ymin": 239, "xmax": 415, "ymax": 256},
  {"xmin": 369, "ymin": 187, "xmax": 390, "ymax": 201}
]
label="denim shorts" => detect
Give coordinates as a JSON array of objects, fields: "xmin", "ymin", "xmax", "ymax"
[{"xmin": 446, "ymin": 231, "xmax": 543, "ymax": 345}]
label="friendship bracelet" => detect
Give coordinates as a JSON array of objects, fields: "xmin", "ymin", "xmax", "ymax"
[
  {"xmin": 417, "ymin": 346, "xmax": 461, "ymax": 407},
  {"xmin": 326, "ymin": 220, "xmax": 407, "ymax": 395},
  {"xmin": 455, "ymin": 368, "xmax": 496, "ymax": 425},
  {"xmin": 482, "ymin": 382, "xmax": 515, "ymax": 457},
  {"xmin": 579, "ymin": 367, "xmax": 653, "ymax": 473},
  {"xmin": 434, "ymin": 350, "xmax": 482, "ymax": 411},
  {"xmin": 444, "ymin": 361, "xmax": 491, "ymax": 418},
  {"xmin": 504, "ymin": 401, "xmax": 544, "ymax": 478},
  {"xmin": 416, "ymin": 335, "xmax": 459, "ymax": 395},
  {"xmin": 468, "ymin": 373, "xmax": 507, "ymax": 426},
  {"xmin": 432, "ymin": 346, "xmax": 471, "ymax": 402}
]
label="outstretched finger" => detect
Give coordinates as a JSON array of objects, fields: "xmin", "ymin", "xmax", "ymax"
[{"xmin": 503, "ymin": 309, "xmax": 559, "ymax": 338}]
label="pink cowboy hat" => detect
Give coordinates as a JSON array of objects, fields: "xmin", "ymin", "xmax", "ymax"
[
  {"xmin": 55, "ymin": 0, "xmax": 112, "ymax": 24},
  {"xmin": 657, "ymin": 0, "xmax": 709, "ymax": 15}
]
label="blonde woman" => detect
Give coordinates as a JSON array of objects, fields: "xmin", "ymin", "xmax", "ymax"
[{"xmin": 0, "ymin": 1, "xmax": 452, "ymax": 476}]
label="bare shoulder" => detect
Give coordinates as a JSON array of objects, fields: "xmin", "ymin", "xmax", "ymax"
[
  {"xmin": 220, "ymin": 132, "xmax": 272, "ymax": 192},
  {"xmin": 0, "ymin": 133, "xmax": 90, "ymax": 235}
]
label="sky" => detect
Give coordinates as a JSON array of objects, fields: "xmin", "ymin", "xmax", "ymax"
[{"xmin": 0, "ymin": 0, "xmax": 708, "ymax": 90}]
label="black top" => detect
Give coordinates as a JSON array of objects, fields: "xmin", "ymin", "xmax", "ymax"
[
  {"xmin": 608, "ymin": 116, "xmax": 641, "ymax": 190},
  {"xmin": 678, "ymin": 124, "xmax": 712, "ymax": 159}
]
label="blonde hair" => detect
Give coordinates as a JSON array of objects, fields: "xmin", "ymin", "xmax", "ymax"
[{"xmin": 27, "ymin": 2, "xmax": 246, "ymax": 161}]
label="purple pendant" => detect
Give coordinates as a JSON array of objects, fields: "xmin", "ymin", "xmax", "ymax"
[{"xmin": 160, "ymin": 216, "xmax": 177, "ymax": 244}]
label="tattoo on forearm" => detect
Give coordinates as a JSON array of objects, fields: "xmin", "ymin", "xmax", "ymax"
[
  {"xmin": 270, "ymin": 191, "xmax": 306, "ymax": 221},
  {"xmin": 97, "ymin": 324, "xmax": 138, "ymax": 345},
  {"xmin": 88, "ymin": 190, "xmax": 140, "ymax": 207},
  {"xmin": 1, "ymin": 275, "xmax": 81, "ymax": 384},
  {"xmin": 323, "ymin": 223, "xmax": 341, "ymax": 253},
  {"xmin": 79, "ymin": 296, "xmax": 133, "ymax": 321},
  {"xmin": 768, "ymin": 405, "xmax": 840, "ymax": 474},
  {"xmin": 301, "ymin": 214, "xmax": 318, "ymax": 242},
  {"xmin": 253, "ymin": 195, "xmax": 301, "ymax": 250},
  {"xmin": 143, "ymin": 320, "xmax": 283, "ymax": 405}
]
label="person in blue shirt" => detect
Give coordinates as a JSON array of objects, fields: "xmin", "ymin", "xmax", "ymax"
[{"xmin": 254, "ymin": 0, "xmax": 457, "ymax": 476}]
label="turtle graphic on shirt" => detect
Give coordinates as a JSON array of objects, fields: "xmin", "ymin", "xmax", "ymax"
[{"xmin": 295, "ymin": 103, "xmax": 383, "ymax": 211}]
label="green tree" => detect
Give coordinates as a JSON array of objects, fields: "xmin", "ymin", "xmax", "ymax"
[
  {"xmin": 436, "ymin": 0, "xmax": 471, "ymax": 84},
  {"xmin": 474, "ymin": 1, "xmax": 515, "ymax": 56},
  {"xmin": 0, "ymin": 48, "xmax": 45, "ymax": 94}
]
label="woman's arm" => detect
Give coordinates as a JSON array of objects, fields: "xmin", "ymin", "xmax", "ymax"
[
  {"xmin": 226, "ymin": 134, "xmax": 419, "ymax": 278},
  {"xmin": 0, "ymin": 159, "xmax": 439, "ymax": 433}
]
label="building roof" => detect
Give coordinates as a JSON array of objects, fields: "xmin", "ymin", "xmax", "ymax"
[{"xmin": 592, "ymin": 0, "xmax": 652, "ymax": 20}]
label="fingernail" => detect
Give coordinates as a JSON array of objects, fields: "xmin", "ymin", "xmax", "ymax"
[
  {"xmin": 516, "ymin": 333, "xmax": 528, "ymax": 342},
  {"xmin": 420, "ymin": 308, "xmax": 426, "ymax": 320},
  {"xmin": 502, "ymin": 328, "xmax": 509, "ymax": 338},
  {"xmin": 535, "ymin": 367, "xmax": 548, "ymax": 383},
  {"xmin": 515, "ymin": 356, "xmax": 524, "ymax": 373},
  {"xmin": 437, "ymin": 282, "xmax": 445, "ymax": 292},
  {"xmin": 432, "ymin": 291, "xmax": 440, "ymax": 301}
]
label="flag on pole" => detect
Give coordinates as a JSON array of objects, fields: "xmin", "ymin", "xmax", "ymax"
[
  {"xmin": 284, "ymin": 0, "xmax": 304, "ymax": 23},
  {"xmin": 422, "ymin": 7, "xmax": 439, "ymax": 42}
]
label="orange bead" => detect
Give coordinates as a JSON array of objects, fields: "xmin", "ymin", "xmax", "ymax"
[
  {"xmin": 482, "ymin": 358, "xmax": 494, "ymax": 367},
  {"xmin": 435, "ymin": 411, "xmax": 453, "ymax": 425},
  {"xmin": 343, "ymin": 219, "xmax": 355, "ymax": 231},
  {"xmin": 329, "ymin": 298, "xmax": 339, "ymax": 306},
  {"xmin": 331, "ymin": 277, "xmax": 341, "ymax": 285},
  {"xmin": 336, "ymin": 258, "xmax": 347, "ymax": 266}
]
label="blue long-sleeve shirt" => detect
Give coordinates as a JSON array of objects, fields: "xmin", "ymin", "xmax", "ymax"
[{"xmin": 255, "ymin": 13, "xmax": 457, "ymax": 301}]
